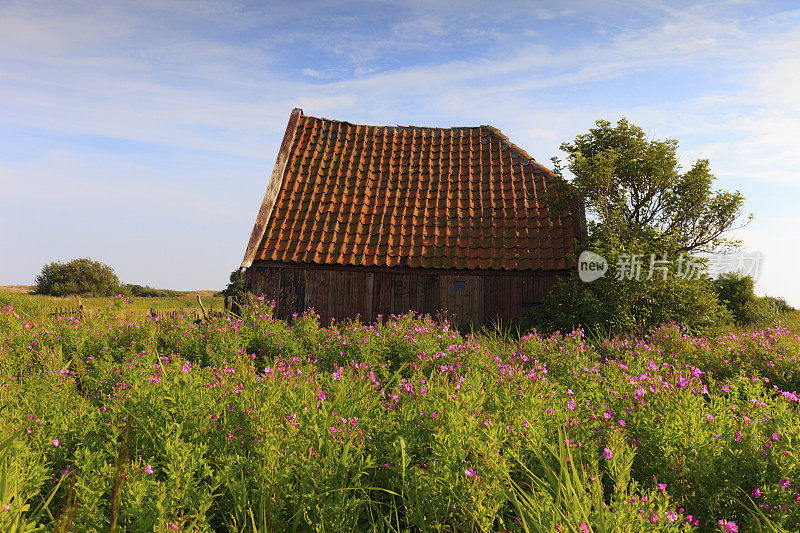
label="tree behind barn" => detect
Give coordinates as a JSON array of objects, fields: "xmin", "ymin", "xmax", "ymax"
[
  {"xmin": 558, "ymin": 118, "xmax": 747, "ymax": 257},
  {"xmin": 533, "ymin": 119, "xmax": 746, "ymax": 335}
]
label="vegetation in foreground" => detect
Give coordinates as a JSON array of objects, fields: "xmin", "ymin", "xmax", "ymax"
[{"xmin": 1, "ymin": 297, "xmax": 799, "ymax": 532}]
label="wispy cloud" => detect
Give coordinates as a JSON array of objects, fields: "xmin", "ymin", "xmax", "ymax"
[{"xmin": 1, "ymin": 0, "xmax": 798, "ymax": 299}]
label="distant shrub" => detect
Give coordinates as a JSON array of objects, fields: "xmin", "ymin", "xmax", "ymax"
[
  {"xmin": 713, "ymin": 273, "xmax": 795, "ymax": 326},
  {"xmin": 738, "ymin": 298, "xmax": 780, "ymax": 326},
  {"xmin": 34, "ymin": 258, "xmax": 123, "ymax": 297},
  {"xmin": 763, "ymin": 296, "xmax": 796, "ymax": 313},
  {"xmin": 123, "ymin": 284, "xmax": 183, "ymax": 298}
]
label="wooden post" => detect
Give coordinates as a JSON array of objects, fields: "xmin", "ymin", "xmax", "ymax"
[{"xmin": 196, "ymin": 295, "xmax": 208, "ymax": 321}]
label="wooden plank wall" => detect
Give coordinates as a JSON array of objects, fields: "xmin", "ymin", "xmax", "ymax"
[{"xmin": 246, "ymin": 263, "xmax": 562, "ymax": 328}]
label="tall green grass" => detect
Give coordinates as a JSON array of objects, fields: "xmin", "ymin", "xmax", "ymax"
[{"xmin": 0, "ymin": 299, "xmax": 798, "ymax": 531}]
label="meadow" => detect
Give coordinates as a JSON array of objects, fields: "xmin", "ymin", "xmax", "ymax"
[
  {"xmin": 1, "ymin": 293, "xmax": 799, "ymax": 532},
  {"xmin": 0, "ymin": 287, "xmax": 225, "ymax": 318}
]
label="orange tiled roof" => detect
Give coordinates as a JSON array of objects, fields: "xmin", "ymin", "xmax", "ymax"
[{"xmin": 245, "ymin": 109, "xmax": 583, "ymax": 270}]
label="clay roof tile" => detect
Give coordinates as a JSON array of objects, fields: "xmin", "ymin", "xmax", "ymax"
[{"xmin": 245, "ymin": 110, "xmax": 583, "ymax": 271}]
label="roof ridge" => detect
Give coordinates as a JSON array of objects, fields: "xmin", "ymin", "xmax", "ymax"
[
  {"xmin": 301, "ymin": 111, "xmax": 483, "ymax": 134},
  {"xmin": 300, "ymin": 110, "xmax": 559, "ymax": 176},
  {"xmin": 243, "ymin": 108, "xmax": 583, "ymax": 271},
  {"xmin": 483, "ymin": 124, "xmax": 560, "ymax": 176}
]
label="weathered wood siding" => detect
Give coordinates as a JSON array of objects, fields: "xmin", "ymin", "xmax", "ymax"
[{"xmin": 246, "ymin": 261, "xmax": 562, "ymax": 328}]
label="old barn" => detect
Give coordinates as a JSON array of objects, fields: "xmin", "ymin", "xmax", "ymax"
[{"xmin": 241, "ymin": 109, "xmax": 584, "ymax": 327}]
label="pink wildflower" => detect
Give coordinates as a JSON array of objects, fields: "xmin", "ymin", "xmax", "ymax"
[
  {"xmin": 52, "ymin": 439, "xmax": 59, "ymax": 447},
  {"xmin": 145, "ymin": 463, "xmax": 154, "ymax": 474},
  {"xmin": 464, "ymin": 468, "xmax": 477, "ymax": 477},
  {"xmin": 602, "ymin": 448, "xmax": 613, "ymax": 460}
]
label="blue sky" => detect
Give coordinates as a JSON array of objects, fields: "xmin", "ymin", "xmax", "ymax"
[{"xmin": 1, "ymin": 0, "xmax": 799, "ymax": 305}]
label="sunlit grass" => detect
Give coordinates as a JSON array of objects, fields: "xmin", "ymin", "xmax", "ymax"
[
  {"xmin": 0, "ymin": 297, "xmax": 798, "ymax": 531},
  {"xmin": 0, "ymin": 288, "xmax": 225, "ymax": 319}
]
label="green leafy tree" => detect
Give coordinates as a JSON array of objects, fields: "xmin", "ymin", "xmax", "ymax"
[
  {"xmin": 713, "ymin": 272, "xmax": 756, "ymax": 322},
  {"xmin": 34, "ymin": 258, "xmax": 123, "ymax": 297},
  {"xmin": 217, "ymin": 269, "xmax": 246, "ymax": 299},
  {"xmin": 713, "ymin": 273, "xmax": 792, "ymax": 326},
  {"xmin": 217, "ymin": 269, "xmax": 248, "ymax": 315},
  {"xmin": 554, "ymin": 118, "xmax": 748, "ymax": 256},
  {"xmin": 533, "ymin": 119, "xmax": 747, "ymax": 335}
]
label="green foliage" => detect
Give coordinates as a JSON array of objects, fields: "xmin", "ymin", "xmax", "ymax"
[
  {"xmin": 1, "ymin": 300, "xmax": 799, "ymax": 531},
  {"xmin": 554, "ymin": 118, "xmax": 747, "ymax": 255},
  {"xmin": 713, "ymin": 273, "xmax": 792, "ymax": 327},
  {"xmin": 763, "ymin": 297, "xmax": 796, "ymax": 314},
  {"xmin": 738, "ymin": 298, "xmax": 780, "ymax": 327},
  {"xmin": 123, "ymin": 284, "xmax": 184, "ymax": 298},
  {"xmin": 217, "ymin": 269, "xmax": 246, "ymax": 298},
  {"xmin": 533, "ymin": 119, "xmax": 750, "ymax": 337},
  {"xmin": 34, "ymin": 257, "xmax": 123, "ymax": 297},
  {"xmin": 0, "ymin": 434, "xmax": 67, "ymax": 531},
  {"xmin": 0, "ymin": 291, "xmax": 49, "ymax": 320},
  {"xmin": 530, "ymin": 273, "xmax": 730, "ymax": 337},
  {"xmin": 713, "ymin": 273, "xmax": 756, "ymax": 323}
]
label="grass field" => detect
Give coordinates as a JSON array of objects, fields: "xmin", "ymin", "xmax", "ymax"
[
  {"xmin": 1, "ymin": 293, "xmax": 799, "ymax": 532},
  {"xmin": 0, "ymin": 286, "xmax": 225, "ymax": 317}
]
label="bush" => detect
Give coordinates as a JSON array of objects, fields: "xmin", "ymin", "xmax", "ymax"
[
  {"xmin": 216, "ymin": 269, "xmax": 245, "ymax": 298},
  {"xmin": 763, "ymin": 296, "xmax": 796, "ymax": 313},
  {"xmin": 34, "ymin": 258, "xmax": 123, "ymax": 297},
  {"xmin": 713, "ymin": 272, "xmax": 756, "ymax": 324},
  {"xmin": 738, "ymin": 298, "xmax": 780, "ymax": 327},
  {"xmin": 528, "ymin": 272, "xmax": 730, "ymax": 337},
  {"xmin": 123, "ymin": 284, "xmax": 183, "ymax": 298}
]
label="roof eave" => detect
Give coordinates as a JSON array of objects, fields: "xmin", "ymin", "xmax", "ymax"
[{"xmin": 240, "ymin": 108, "xmax": 303, "ymax": 270}]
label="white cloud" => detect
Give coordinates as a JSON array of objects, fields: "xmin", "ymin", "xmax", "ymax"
[
  {"xmin": 393, "ymin": 15, "xmax": 448, "ymax": 39},
  {"xmin": 1, "ymin": 0, "xmax": 799, "ymax": 299}
]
